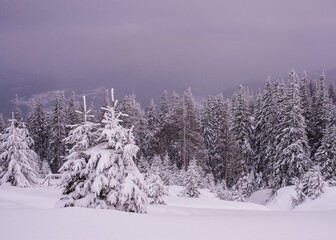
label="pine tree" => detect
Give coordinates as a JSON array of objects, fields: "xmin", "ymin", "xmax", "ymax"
[
  {"xmin": 161, "ymin": 153, "xmax": 172, "ymax": 185},
  {"xmin": 66, "ymin": 91, "xmax": 80, "ymax": 126},
  {"xmin": 0, "ymin": 114, "xmax": 6, "ymax": 133},
  {"xmin": 13, "ymin": 94, "xmax": 23, "ymax": 127},
  {"xmin": 143, "ymin": 99, "xmax": 159, "ymax": 159},
  {"xmin": 26, "ymin": 97, "xmax": 49, "ymax": 163},
  {"xmin": 58, "ymin": 89, "xmax": 148, "ymax": 213},
  {"xmin": 204, "ymin": 172, "xmax": 216, "ymax": 192},
  {"xmin": 157, "ymin": 90, "xmax": 171, "ymax": 155},
  {"xmin": 231, "ymin": 185, "xmax": 245, "ymax": 202},
  {"xmin": 58, "ymin": 96, "xmax": 98, "ymax": 207},
  {"xmin": 99, "ymin": 89, "xmax": 111, "ymax": 123},
  {"xmin": 168, "ymin": 91, "xmax": 184, "ymax": 168},
  {"xmin": 0, "ymin": 115, "xmax": 38, "ymax": 187},
  {"xmin": 146, "ymin": 171, "xmax": 167, "ymax": 205},
  {"xmin": 181, "ymin": 87, "xmax": 204, "ymax": 170},
  {"xmin": 179, "ymin": 159, "xmax": 200, "ymax": 198},
  {"xmin": 48, "ymin": 91, "xmax": 67, "ymax": 173},
  {"xmin": 314, "ymin": 124, "xmax": 336, "ymax": 181},
  {"xmin": 215, "ymin": 180, "xmax": 232, "ymax": 200},
  {"xmin": 328, "ymin": 83, "xmax": 336, "ymax": 104},
  {"xmin": 272, "ymin": 71, "xmax": 311, "ymax": 190},
  {"xmin": 231, "ymin": 85, "xmax": 254, "ymax": 176},
  {"xmin": 292, "ymin": 165, "xmax": 324, "ymax": 207}
]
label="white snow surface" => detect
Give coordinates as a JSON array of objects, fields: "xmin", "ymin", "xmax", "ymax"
[{"xmin": 1, "ymin": 184, "xmax": 336, "ymax": 240}]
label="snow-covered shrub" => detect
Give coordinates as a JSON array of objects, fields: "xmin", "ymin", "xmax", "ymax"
[
  {"xmin": 0, "ymin": 116, "xmax": 38, "ymax": 187},
  {"xmin": 292, "ymin": 165, "xmax": 324, "ymax": 207},
  {"xmin": 179, "ymin": 159, "xmax": 200, "ymax": 198},
  {"xmin": 146, "ymin": 172, "xmax": 167, "ymax": 205}
]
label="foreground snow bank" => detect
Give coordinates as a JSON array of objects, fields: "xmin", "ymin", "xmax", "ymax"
[{"xmin": 0, "ymin": 185, "xmax": 336, "ymax": 240}]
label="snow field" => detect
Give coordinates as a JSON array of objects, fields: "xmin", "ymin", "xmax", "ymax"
[{"xmin": 1, "ymin": 184, "xmax": 336, "ymax": 240}]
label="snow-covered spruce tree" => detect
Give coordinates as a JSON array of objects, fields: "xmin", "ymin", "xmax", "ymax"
[
  {"xmin": 0, "ymin": 115, "xmax": 38, "ymax": 187},
  {"xmin": 63, "ymin": 89, "xmax": 148, "ymax": 213},
  {"xmin": 179, "ymin": 159, "xmax": 200, "ymax": 198},
  {"xmin": 292, "ymin": 165, "xmax": 324, "ymax": 207},
  {"xmin": 272, "ymin": 71, "xmax": 311, "ymax": 190},
  {"xmin": 66, "ymin": 91, "xmax": 80, "ymax": 127},
  {"xmin": 161, "ymin": 153, "xmax": 172, "ymax": 186},
  {"xmin": 231, "ymin": 85, "xmax": 255, "ymax": 176},
  {"xmin": 310, "ymin": 71, "xmax": 330, "ymax": 157},
  {"xmin": 137, "ymin": 156, "xmax": 150, "ymax": 177},
  {"xmin": 254, "ymin": 77, "xmax": 279, "ymax": 186},
  {"xmin": 47, "ymin": 91, "xmax": 67, "ymax": 173},
  {"xmin": 236, "ymin": 172, "xmax": 257, "ymax": 198},
  {"xmin": 314, "ymin": 123, "xmax": 336, "ymax": 182},
  {"xmin": 157, "ymin": 90, "xmax": 171, "ymax": 155},
  {"xmin": 143, "ymin": 99, "xmax": 160, "ymax": 160},
  {"xmin": 181, "ymin": 87, "xmax": 204, "ymax": 171},
  {"xmin": 58, "ymin": 96, "xmax": 98, "ymax": 207},
  {"xmin": 99, "ymin": 89, "xmax": 111, "ymax": 123},
  {"xmin": 26, "ymin": 97, "xmax": 49, "ymax": 164},
  {"xmin": 0, "ymin": 113, "xmax": 6, "ymax": 133},
  {"xmin": 146, "ymin": 170, "xmax": 167, "ymax": 205},
  {"xmin": 13, "ymin": 94, "xmax": 23, "ymax": 127}
]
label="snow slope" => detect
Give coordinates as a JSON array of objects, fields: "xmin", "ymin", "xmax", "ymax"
[{"xmin": 0, "ymin": 184, "xmax": 336, "ymax": 240}]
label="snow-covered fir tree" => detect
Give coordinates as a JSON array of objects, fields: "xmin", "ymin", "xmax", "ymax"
[
  {"xmin": 59, "ymin": 89, "xmax": 148, "ymax": 213},
  {"xmin": 231, "ymin": 185, "xmax": 245, "ymax": 202},
  {"xmin": 143, "ymin": 99, "xmax": 160, "ymax": 160},
  {"xmin": 161, "ymin": 153, "xmax": 172, "ymax": 185},
  {"xmin": 13, "ymin": 94, "xmax": 23, "ymax": 127},
  {"xmin": 48, "ymin": 91, "xmax": 67, "ymax": 173},
  {"xmin": 181, "ymin": 88, "xmax": 204, "ymax": 171},
  {"xmin": 0, "ymin": 114, "xmax": 38, "ymax": 187},
  {"xmin": 215, "ymin": 180, "xmax": 232, "ymax": 200},
  {"xmin": 146, "ymin": 170, "xmax": 167, "ymax": 205},
  {"xmin": 58, "ymin": 96, "xmax": 98, "ymax": 207},
  {"xmin": 204, "ymin": 172, "xmax": 216, "ymax": 192},
  {"xmin": 66, "ymin": 91, "xmax": 80, "ymax": 127},
  {"xmin": 272, "ymin": 71, "xmax": 311, "ymax": 190},
  {"xmin": 99, "ymin": 89, "xmax": 111, "ymax": 123},
  {"xmin": 0, "ymin": 114, "xmax": 6, "ymax": 133},
  {"xmin": 292, "ymin": 165, "xmax": 324, "ymax": 207},
  {"xmin": 179, "ymin": 159, "xmax": 200, "ymax": 198},
  {"xmin": 314, "ymin": 124, "xmax": 336, "ymax": 182},
  {"xmin": 231, "ymin": 85, "xmax": 254, "ymax": 176},
  {"xmin": 26, "ymin": 97, "xmax": 49, "ymax": 164}
]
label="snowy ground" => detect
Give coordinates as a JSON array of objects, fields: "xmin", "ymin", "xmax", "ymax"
[{"xmin": 1, "ymin": 184, "xmax": 336, "ymax": 240}]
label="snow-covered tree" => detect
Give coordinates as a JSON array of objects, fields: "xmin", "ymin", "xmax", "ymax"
[
  {"xmin": 161, "ymin": 153, "xmax": 172, "ymax": 185},
  {"xmin": 0, "ymin": 115, "xmax": 38, "ymax": 187},
  {"xmin": 231, "ymin": 185, "xmax": 245, "ymax": 202},
  {"xmin": 26, "ymin": 97, "xmax": 49, "ymax": 163},
  {"xmin": 204, "ymin": 173, "xmax": 216, "ymax": 192},
  {"xmin": 146, "ymin": 171, "xmax": 167, "ymax": 205},
  {"xmin": 215, "ymin": 180, "xmax": 232, "ymax": 200},
  {"xmin": 66, "ymin": 91, "xmax": 80, "ymax": 126},
  {"xmin": 58, "ymin": 96, "xmax": 98, "ymax": 207},
  {"xmin": 314, "ymin": 124, "xmax": 336, "ymax": 182},
  {"xmin": 99, "ymin": 89, "xmax": 111, "ymax": 123},
  {"xmin": 272, "ymin": 71, "xmax": 311, "ymax": 190},
  {"xmin": 292, "ymin": 165, "xmax": 324, "ymax": 207},
  {"xmin": 179, "ymin": 159, "xmax": 200, "ymax": 198},
  {"xmin": 13, "ymin": 94, "xmax": 23, "ymax": 127},
  {"xmin": 48, "ymin": 91, "xmax": 67, "ymax": 173},
  {"xmin": 143, "ymin": 99, "xmax": 160, "ymax": 159},
  {"xmin": 231, "ymin": 85, "xmax": 254, "ymax": 176},
  {"xmin": 58, "ymin": 89, "xmax": 148, "ymax": 213},
  {"xmin": 0, "ymin": 114, "xmax": 6, "ymax": 133}
]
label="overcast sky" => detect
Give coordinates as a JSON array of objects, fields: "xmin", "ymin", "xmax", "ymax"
[{"xmin": 1, "ymin": 0, "xmax": 336, "ymax": 99}]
